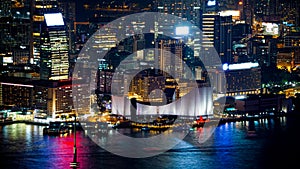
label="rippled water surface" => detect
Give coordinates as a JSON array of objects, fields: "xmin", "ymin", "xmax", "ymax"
[{"xmin": 1, "ymin": 116, "xmax": 300, "ymax": 169}]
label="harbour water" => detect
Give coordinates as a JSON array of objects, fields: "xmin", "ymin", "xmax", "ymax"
[{"xmin": 0, "ymin": 116, "xmax": 300, "ymax": 169}]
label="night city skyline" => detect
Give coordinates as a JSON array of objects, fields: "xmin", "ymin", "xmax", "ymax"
[{"xmin": 1, "ymin": 0, "xmax": 300, "ymax": 169}]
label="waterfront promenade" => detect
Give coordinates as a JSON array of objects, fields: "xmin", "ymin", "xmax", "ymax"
[
  {"xmin": 0, "ymin": 120, "xmax": 49, "ymax": 126},
  {"xmin": 0, "ymin": 111, "xmax": 297, "ymax": 127}
]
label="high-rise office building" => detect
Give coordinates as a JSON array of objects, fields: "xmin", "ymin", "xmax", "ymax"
[
  {"xmin": 223, "ymin": 62, "xmax": 261, "ymax": 96},
  {"xmin": 154, "ymin": 0, "xmax": 202, "ymax": 60},
  {"xmin": 33, "ymin": 79, "xmax": 75, "ymax": 118},
  {"xmin": 254, "ymin": 0, "xmax": 280, "ymax": 17},
  {"xmin": 158, "ymin": 39, "xmax": 184, "ymax": 78},
  {"xmin": 129, "ymin": 70, "xmax": 166, "ymax": 103},
  {"xmin": 202, "ymin": 13, "xmax": 233, "ymax": 63},
  {"xmin": 250, "ymin": 34, "xmax": 278, "ymax": 68},
  {"xmin": 31, "ymin": 0, "xmax": 60, "ymax": 65},
  {"xmin": 0, "ymin": 0, "xmax": 31, "ymax": 66},
  {"xmin": 0, "ymin": 81, "xmax": 34, "ymax": 108},
  {"xmin": 58, "ymin": 0, "xmax": 76, "ymax": 52},
  {"xmin": 242, "ymin": 0, "xmax": 254, "ymax": 25},
  {"xmin": 0, "ymin": 0, "xmax": 12, "ymax": 17},
  {"xmin": 40, "ymin": 13, "xmax": 69, "ymax": 80},
  {"xmin": 155, "ymin": 0, "xmax": 202, "ymax": 27}
]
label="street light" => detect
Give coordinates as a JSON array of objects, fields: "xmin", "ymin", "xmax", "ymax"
[{"xmin": 70, "ymin": 113, "xmax": 79, "ymax": 168}]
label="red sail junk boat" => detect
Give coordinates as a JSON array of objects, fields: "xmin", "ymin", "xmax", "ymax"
[{"xmin": 192, "ymin": 116, "xmax": 210, "ymax": 128}]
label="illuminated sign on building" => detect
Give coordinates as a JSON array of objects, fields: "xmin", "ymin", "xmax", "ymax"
[
  {"xmin": 44, "ymin": 13, "xmax": 64, "ymax": 26},
  {"xmin": 262, "ymin": 22, "xmax": 279, "ymax": 36},
  {"xmin": 175, "ymin": 26, "xmax": 189, "ymax": 35},
  {"xmin": 207, "ymin": 0, "xmax": 216, "ymax": 6},
  {"xmin": 223, "ymin": 62, "xmax": 259, "ymax": 71},
  {"xmin": 219, "ymin": 10, "xmax": 240, "ymax": 20},
  {"xmin": 3, "ymin": 57, "xmax": 13, "ymax": 64}
]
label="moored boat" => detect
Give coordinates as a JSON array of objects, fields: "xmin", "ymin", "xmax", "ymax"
[{"xmin": 43, "ymin": 122, "xmax": 69, "ymax": 135}]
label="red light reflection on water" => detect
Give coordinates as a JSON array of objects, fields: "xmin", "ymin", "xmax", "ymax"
[{"xmin": 45, "ymin": 131, "xmax": 91, "ymax": 169}]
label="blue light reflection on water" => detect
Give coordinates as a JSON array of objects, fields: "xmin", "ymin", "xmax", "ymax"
[{"xmin": 0, "ymin": 116, "xmax": 300, "ymax": 169}]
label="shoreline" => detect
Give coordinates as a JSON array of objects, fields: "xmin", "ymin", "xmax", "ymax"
[
  {"xmin": 0, "ymin": 120, "xmax": 50, "ymax": 126},
  {"xmin": 1, "ymin": 112, "xmax": 299, "ymax": 128},
  {"xmin": 218, "ymin": 112, "xmax": 300, "ymax": 124}
]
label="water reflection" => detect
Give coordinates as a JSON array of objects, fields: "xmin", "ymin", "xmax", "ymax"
[{"xmin": 0, "ymin": 116, "xmax": 299, "ymax": 169}]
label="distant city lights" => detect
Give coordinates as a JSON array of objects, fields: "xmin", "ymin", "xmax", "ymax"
[{"xmin": 223, "ymin": 62, "xmax": 259, "ymax": 71}]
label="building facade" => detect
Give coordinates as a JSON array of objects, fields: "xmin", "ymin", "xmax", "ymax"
[
  {"xmin": 223, "ymin": 62, "xmax": 261, "ymax": 96},
  {"xmin": 40, "ymin": 13, "xmax": 69, "ymax": 80}
]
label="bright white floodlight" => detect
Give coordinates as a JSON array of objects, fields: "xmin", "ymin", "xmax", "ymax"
[{"xmin": 44, "ymin": 13, "xmax": 65, "ymax": 26}]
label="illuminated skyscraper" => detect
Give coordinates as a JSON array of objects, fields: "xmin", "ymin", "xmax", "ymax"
[
  {"xmin": 31, "ymin": 0, "xmax": 60, "ymax": 65},
  {"xmin": 0, "ymin": 0, "xmax": 31, "ymax": 66},
  {"xmin": 158, "ymin": 39, "xmax": 184, "ymax": 78},
  {"xmin": 202, "ymin": 13, "xmax": 233, "ymax": 63},
  {"xmin": 150, "ymin": 1, "xmax": 205, "ymax": 100},
  {"xmin": 0, "ymin": 81, "xmax": 34, "ymax": 108},
  {"xmin": 223, "ymin": 62, "xmax": 261, "ymax": 96},
  {"xmin": 0, "ymin": 0, "xmax": 11, "ymax": 17},
  {"xmin": 155, "ymin": 0, "xmax": 202, "ymax": 27},
  {"xmin": 40, "ymin": 13, "xmax": 69, "ymax": 80},
  {"xmin": 58, "ymin": 0, "xmax": 76, "ymax": 52}
]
